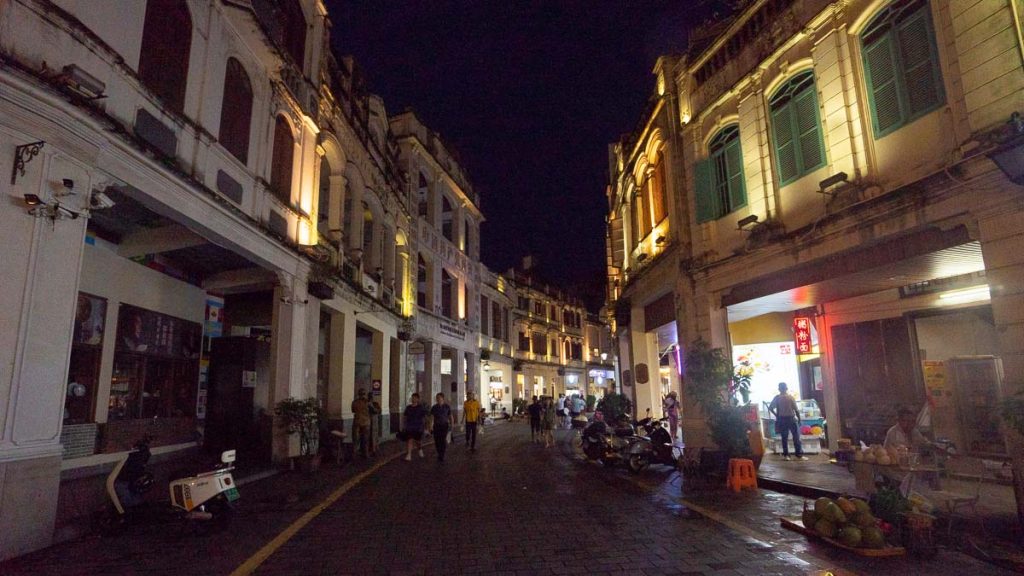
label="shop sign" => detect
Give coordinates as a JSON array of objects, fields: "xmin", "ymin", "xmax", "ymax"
[
  {"xmin": 793, "ymin": 317, "xmax": 812, "ymax": 354},
  {"xmin": 922, "ymin": 361, "xmax": 950, "ymax": 407}
]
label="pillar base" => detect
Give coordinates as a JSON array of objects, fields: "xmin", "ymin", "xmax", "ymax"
[{"xmin": 0, "ymin": 452, "xmax": 61, "ymax": 561}]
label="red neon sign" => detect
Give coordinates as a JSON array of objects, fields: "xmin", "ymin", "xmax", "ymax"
[{"xmin": 793, "ymin": 317, "xmax": 812, "ymax": 354}]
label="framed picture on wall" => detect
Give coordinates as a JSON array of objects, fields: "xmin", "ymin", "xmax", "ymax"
[{"xmin": 73, "ymin": 293, "xmax": 107, "ymax": 346}]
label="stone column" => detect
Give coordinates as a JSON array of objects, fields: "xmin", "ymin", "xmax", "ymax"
[
  {"xmin": 0, "ymin": 158, "xmax": 91, "ymax": 560},
  {"xmin": 270, "ymin": 270, "xmax": 314, "ymax": 461}
]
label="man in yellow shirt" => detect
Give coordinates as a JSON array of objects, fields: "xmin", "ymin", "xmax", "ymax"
[{"xmin": 462, "ymin": 391, "xmax": 481, "ymax": 452}]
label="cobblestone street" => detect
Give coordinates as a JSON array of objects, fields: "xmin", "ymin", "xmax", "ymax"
[{"xmin": 1, "ymin": 422, "xmax": 1012, "ymax": 575}]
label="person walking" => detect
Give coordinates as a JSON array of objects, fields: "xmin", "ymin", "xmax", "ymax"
[
  {"xmin": 430, "ymin": 393, "xmax": 453, "ymax": 462},
  {"xmin": 527, "ymin": 395, "xmax": 543, "ymax": 443},
  {"xmin": 351, "ymin": 389, "xmax": 371, "ymax": 458},
  {"xmin": 400, "ymin": 393, "xmax": 428, "ymax": 461},
  {"xmin": 663, "ymin": 391, "xmax": 680, "ymax": 443},
  {"xmin": 557, "ymin": 394, "xmax": 568, "ymax": 429},
  {"xmin": 768, "ymin": 382, "xmax": 806, "ymax": 461},
  {"xmin": 462, "ymin": 391, "xmax": 481, "ymax": 452},
  {"xmin": 541, "ymin": 396, "xmax": 557, "ymax": 448}
]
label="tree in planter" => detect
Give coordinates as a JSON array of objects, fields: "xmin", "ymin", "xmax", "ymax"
[
  {"xmin": 685, "ymin": 339, "xmax": 752, "ymax": 459},
  {"xmin": 596, "ymin": 392, "xmax": 633, "ymax": 420},
  {"xmin": 275, "ymin": 397, "xmax": 322, "ymax": 459}
]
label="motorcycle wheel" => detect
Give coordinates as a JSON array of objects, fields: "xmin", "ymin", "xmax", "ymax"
[{"xmin": 627, "ymin": 454, "xmax": 649, "ymax": 474}]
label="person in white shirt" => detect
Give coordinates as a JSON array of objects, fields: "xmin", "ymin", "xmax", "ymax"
[{"xmin": 884, "ymin": 407, "xmax": 932, "ymax": 452}]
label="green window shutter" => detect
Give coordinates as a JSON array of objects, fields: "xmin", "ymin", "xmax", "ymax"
[
  {"xmin": 771, "ymin": 104, "xmax": 799, "ymax": 184},
  {"xmin": 863, "ymin": 34, "xmax": 904, "ymax": 136},
  {"xmin": 794, "ymin": 88, "xmax": 825, "ymax": 174},
  {"xmin": 898, "ymin": 9, "xmax": 943, "ymax": 117},
  {"xmin": 694, "ymin": 158, "xmax": 716, "ymax": 224},
  {"xmin": 724, "ymin": 139, "xmax": 746, "ymax": 211}
]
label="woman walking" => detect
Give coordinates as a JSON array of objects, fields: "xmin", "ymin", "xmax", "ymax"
[
  {"xmin": 429, "ymin": 393, "xmax": 453, "ymax": 462},
  {"xmin": 401, "ymin": 393, "xmax": 428, "ymax": 461},
  {"xmin": 540, "ymin": 396, "xmax": 556, "ymax": 448}
]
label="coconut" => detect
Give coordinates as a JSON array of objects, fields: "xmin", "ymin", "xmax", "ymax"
[
  {"xmin": 824, "ymin": 501, "xmax": 847, "ymax": 524},
  {"xmin": 838, "ymin": 526, "xmax": 863, "ymax": 547},
  {"xmin": 815, "ymin": 518, "xmax": 837, "ymax": 538},
  {"xmin": 814, "ymin": 497, "xmax": 832, "ymax": 517},
  {"xmin": 862, "ymin": 526, "xmax": 885, "ymax": 549},
  {"xmin": 836, "ymin": 497, "xmax": 857, "ymax": 516},
  {"xmin": 853, "ymin": 498, "xmax": 871, "ymax": 515},
  {"xmin": 852, "ymin": 511, "xmax": 876, "ymax": 528}
]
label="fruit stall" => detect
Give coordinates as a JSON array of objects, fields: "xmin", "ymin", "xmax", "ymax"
[{"xmin": 782, "ymin": 495, "xmax": 905, "ymax": 556}]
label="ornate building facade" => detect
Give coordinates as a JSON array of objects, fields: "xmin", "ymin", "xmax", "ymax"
[{"xmin": 607, "ymin": 0, "xmax": 1024, "ymax": 509}]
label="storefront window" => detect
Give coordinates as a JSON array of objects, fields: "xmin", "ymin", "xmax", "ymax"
[
  {"xmin": 66, "ymin": 293, "xmax": 107, "ymax": 423},
  {"xmin": 108, "ymin": 305, "xmax": 201, "ymax": 421}
]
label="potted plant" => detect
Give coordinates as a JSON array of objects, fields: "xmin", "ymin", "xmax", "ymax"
[
  {"xmin": 732, "ymin": 355, "xmax": 754, "ymax": 406},
  {"xmin": 685, "ymin": 339, "xmax": 753, "ymax": 474},
  {"xmin": 596, "ymin": 392, "xmax": 633, "ymax": 420},
  {"xmin": 275, "ymin": 397, "xmax": 322, "ymax": 472}
]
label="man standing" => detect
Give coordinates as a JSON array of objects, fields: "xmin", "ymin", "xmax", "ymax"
[
  {"xmin": 768, "ymin": 382, "xmax": 806, "ymax": 461},
  {"xmin": 430, "ymin": 393, "xmax": 453, "ymax": 462},
  {"xmin": 462, "ymin": 391, "xmax": 481, "ymax": 452},
  {"xmin": 401, "ymin": 393, "xmax": 428, "ymax": 461},
  {"xmin": 557, "ymin": 394, "xmax": 568, "ymax": 428},
  {"xmin": 351, "ymin": 389, "xmax": 371, "ymax": 458},
  {"xmin": 884, "ymin": 407, "xmax": 933, "ymax": 451},
  {"xmin": 527, "ymin": 395, "xmax": 543, "ymax": 443}
]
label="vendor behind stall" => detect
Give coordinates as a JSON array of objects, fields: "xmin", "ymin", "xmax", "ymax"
[{"xmin": 884, "ymin": 407, "xmax": 933, "ymax": 452}]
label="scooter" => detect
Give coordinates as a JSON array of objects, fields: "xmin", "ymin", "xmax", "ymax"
[
  {"xmin": 625, "ymin": 418, "xmax": 681, "ymax": 474},
  {"xmin": 104, "ymin": 437, "xmax": 239, "ymax": 531},
  {"xmin": 580, "ymin": 420, "xmax": 619, "ymax": 467}
]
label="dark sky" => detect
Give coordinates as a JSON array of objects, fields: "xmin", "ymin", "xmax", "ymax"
[{"xmin": 328, "ymin": 2, "xmax": 697, "ymax": 300}]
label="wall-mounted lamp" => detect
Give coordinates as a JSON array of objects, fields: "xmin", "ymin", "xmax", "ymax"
[
  {"xmin": 817, "ymin": 171, "xmax": 849, "ymax": 196},
  {"xmin": 737, "ymin": 214, "xmax": 759, "ymax": 231},
  {"xmin": 600, "ymin": 352, "xmax": 608, "ymax": 362},
  {"xmin": 23, "ymin": 194, "xmax": 43, "ymax": 206},
  {"xmin": 987, "ymin": 112, "xmax": 1024, "ymax": 185},
  {"xmin": 483, "ymin": 361, "xmax": 491, "ymax": 371}
]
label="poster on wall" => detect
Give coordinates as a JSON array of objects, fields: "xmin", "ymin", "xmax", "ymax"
[
  {"xmin": 116, "ymin": 304, "xmax": 201, "ymax": 358},
  {"xmin": 205, "ymin": 297, "xmax": 224, "ymax": 338},
  {"xmin": 74, "ymin": 293, "xmax": 107, "ymax": 346},
  {"xmin": 732, "ymin": 342, "xmax": 801, "ymax": 408},
  {"xmin": 922, "ymin": 361, "xmax": 951, "ymax": 407}
]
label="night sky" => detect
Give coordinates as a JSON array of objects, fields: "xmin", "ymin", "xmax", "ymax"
[{"xmin": 329, "ymin": 2, "xmax": 700, "ymax": 307}]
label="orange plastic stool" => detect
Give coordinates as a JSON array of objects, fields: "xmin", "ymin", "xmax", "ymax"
[{"xmin": 726, "ymin": 458, "xmax": 758, "ymax": 492}]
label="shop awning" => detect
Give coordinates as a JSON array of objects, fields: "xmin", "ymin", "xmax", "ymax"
[{"xmin": 725, "ymin": 227, "xmax": 983, "ymax": 321}]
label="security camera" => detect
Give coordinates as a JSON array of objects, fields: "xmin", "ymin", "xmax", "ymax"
[
  {"xmin": 62, "ymin": 178, "xmax": 74, "ymax": 189},
  {"xmin": 90, "ymin": 191, "xmax": 116, "ymax": 210}
]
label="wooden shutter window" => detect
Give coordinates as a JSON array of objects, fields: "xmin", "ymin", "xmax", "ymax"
[
  {"xmin": 694, "ymin": 158, "xmax": 716, "ymax": 224},
  {"xmin": 861, "ymin": 0, "xmax": 944, "ymax": 138},
  {"xmin": 649, "ymin": 158, "xmax": 667, "ymax": 226},
  {"xmin": 138, "ymin": 0, "xmax": 192, "ymax": 114},
  {"xmin": 219, "ymin": 58, "xmax": 253, "ymax": 164},
  {"xmin": 270, "ymin": 116, "xmax": 295, "ymax": 205},
  {"xmin": 769, "ymin": 72, "xmax": 823, "ymax": 186},
  {"xmin": 863, "ymin": 35, "xmax": 903, "ymax": 135},
  {"xmin": 724, "ymin": 137, "xmax": 747, "ymax": 212}
]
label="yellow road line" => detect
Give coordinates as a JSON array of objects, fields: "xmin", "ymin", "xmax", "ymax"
[
  {"xmin": 680, "ymin": 498, "xmax": 860, "ymax": 576},
  {"xmin": 230, "ymin": 452, "xmax": 403, "ymax": 576}
]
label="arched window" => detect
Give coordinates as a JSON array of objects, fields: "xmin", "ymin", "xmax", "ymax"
[
  {"xmin": 695, "ymin": 125, "xmax": 746, "ymax": 223},
  {"xmin": 648, "ymin": 155, "xmax": 667, "ymax": 226},
  {"xmin": 441, "ymin": 269, "xmax": 454, "ymax": 319},
  {"xmin": 417, "ymin": 173, "xmax": 429, "ymax": 217},
  {"xmin": 218, "ymin": 58, "xmax": 253, "ymax": 164},
  {"xmin": 441, "ymin": 196, "xmax": 454, "ymax": 241},
  {"xmin": 270, "ymin": 116, "xmax": 295, "ymax": 205},
  {"xmin": 317, "ymin": 159, "xmax": 332, "ymax": 239},
  {"xmin": 769, "ymin": 71, "xmax": 826, "ymax": 186},
  {"xmin": 861, "ymin": 0, "xmax": 944, "ymax": 137},
  {"xmin": 138, "ymin": 0, "xmax": 192, "ymax": 113},
  {"xmin": 282, "ymin": 0, "xmax": 307, "ymax": 68},
  {"xmin": 633, "ymin": 188, "xmax": 649, "ymax": 243},
  {"xmin": 417, "ymin": 254, "xmax": 428, "ymax": 309}
]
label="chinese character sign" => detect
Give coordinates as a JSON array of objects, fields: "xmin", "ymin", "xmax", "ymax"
[{"xmin": 793, "ymin": 317, "xmax": 812, "ymax": 354}]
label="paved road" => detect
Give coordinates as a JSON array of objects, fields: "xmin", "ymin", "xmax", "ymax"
[{"xmin": 1, "ymin": 422, "xmax": 1011, "ymax": 575}]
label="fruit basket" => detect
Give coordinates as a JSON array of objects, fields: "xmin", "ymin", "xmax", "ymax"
[{"xmin": 780, "ymin": 496, "xmax": 906, "ymax": 557}]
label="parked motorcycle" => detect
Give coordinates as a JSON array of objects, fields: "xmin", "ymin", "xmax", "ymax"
[
  {"xmin": 581, "ymin": 416, "xmax": 640, "ymax": 468},
  {"xmin": 625, "ymin": 418, "xmax": 680, "ymax": 474},
  {"xmin": 103, "ymin": 437, "xmax": 239, "ymax": 532}
]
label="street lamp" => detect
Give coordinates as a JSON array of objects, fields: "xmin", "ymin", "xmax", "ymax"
[{"xmin": 600, "ymin": 352, "xmax": 608, "ymax": 362}]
